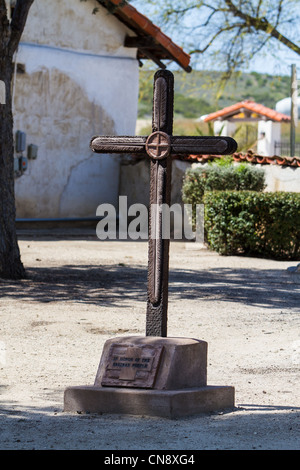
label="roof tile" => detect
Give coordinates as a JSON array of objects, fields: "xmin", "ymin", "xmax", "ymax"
[
  {"xmin": 176, "ymin": 152, "xmax": 300, "ymax": 168},
  {"xmin": 100, "ymin": 0, "xmax": 191, "ymax": 71},
  {"xmin": 204, "ymin": 100, "xmax": 290, "ymax": 122}
]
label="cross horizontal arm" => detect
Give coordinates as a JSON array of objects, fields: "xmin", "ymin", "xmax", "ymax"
[
  {"xmin": 171, "ymin": 136, "xmax": 237, "ymax": 155},
  {"xmin": 90, "ymin": 136, "xmax": 147, "ymax": 154},
  {"xmin": 91, "ymin": 135, "xmax": 237, "ymax": 158}
]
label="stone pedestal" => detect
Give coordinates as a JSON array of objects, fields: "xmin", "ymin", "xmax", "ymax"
[{"xmin": 64, "ymin": 336, "xmax": 235, "ymax": 419}]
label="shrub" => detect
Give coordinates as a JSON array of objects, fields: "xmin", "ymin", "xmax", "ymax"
[
  {"xmin": 182, "ymin": 162, "xmax": 266, "ymax": 205},
  {"xmin": 182, "ymin": 161, "xmax": 266, "ymax": 228},
  {"xmin": 203, "ymin": 191, "xmax": 300, "ymax": 260}
]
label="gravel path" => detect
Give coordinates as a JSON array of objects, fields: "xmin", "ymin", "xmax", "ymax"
[{"xmin": 0, "ymin": 229, "xmax": 299, "ymax": 450}]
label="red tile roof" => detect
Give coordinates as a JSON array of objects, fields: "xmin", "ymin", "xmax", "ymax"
[
  {"xmin": 130, "ymin": 151, "xmax": 300, "ymax": 167},
  {"xmin": 178, "ymin": 151, "xmax": 300, "ymax": 167},
  {"xmin": 98, "ymin": 0, "xmax": 191, "ymax": 72},
  {"xmin": 204, "ymin": 100, "xmax": 290, "ymax": 123},
  {"xmin": 232, "ymin": 151, "xmax": 300, "ymax": 166}
]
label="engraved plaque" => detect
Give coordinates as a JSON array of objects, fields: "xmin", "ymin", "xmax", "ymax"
[{"xmin": 101, "ymin": 343, "xmax": 163, "ymax": 388}]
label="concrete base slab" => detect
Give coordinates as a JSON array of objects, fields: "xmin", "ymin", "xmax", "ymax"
[{"xmin": 64, "ymin": 385, "xmax": 235, "ymax": 419}]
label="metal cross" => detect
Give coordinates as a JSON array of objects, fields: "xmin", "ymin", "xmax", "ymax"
[{"xmin": 90, "ymin": 70, "xmax": 237, "ymax": 338}]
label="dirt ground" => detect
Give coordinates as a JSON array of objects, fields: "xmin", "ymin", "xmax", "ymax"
[{"xmin": 0, "ymin": 228, "xmax": 299, "ymax": 451}]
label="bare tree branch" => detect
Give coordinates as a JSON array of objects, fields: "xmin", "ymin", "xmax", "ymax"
[
  {"xmin": 274, "ymin": 0, "xmax": 283, "ymax": 27},
  {"xmin": 256, "ymin": 0, "xmax": 264, "ymax": 17},
  {"xmin": 189, "ymin": 23, "xmax": 244, "ymax": 54},
  {"xmin": 165, "ymin": 3, "xmax": 199, "ymax": 16},
  {"xmin": 224, "ymin": 0, "xmax": 300, "ymax": 54}
]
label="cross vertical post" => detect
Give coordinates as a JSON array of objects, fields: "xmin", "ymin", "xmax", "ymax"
[
  {"xmin": 146, "ymin": 70, "xmax": 174, "ymax": 337},
  {"xmin": 90, "ymin": 69, "xmax": 237, "ymax": 340}
]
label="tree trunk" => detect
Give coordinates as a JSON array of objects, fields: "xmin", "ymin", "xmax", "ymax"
[
  {"xmin": 0, "ymin": 0, "xmax": 34, "ymax": 279},
  {"xmin": 0, "ymin": 52, "xmax": 25, "ymax": 279}
]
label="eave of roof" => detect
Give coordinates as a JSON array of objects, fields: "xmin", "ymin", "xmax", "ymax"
[
  {"xmin": 97, "ymin": 0, "xmax": 192, "ymax": 72},
  {"xmin": 204, "ymin": 100, "xmax": 290, "ymax": 123}
]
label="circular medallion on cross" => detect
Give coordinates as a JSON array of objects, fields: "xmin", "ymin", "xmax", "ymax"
[{"xmin": 146, "ymin": 131, "xmax": 171, "ymax": 159}]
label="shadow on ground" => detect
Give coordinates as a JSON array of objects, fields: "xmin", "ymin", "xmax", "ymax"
[
  {"xmin": 1, "ymin": 263, "xmax": 299, "ymax": 310},
  {"xmin": 0, "ymin": 401, "xmax": 299, "ymax": 450}
]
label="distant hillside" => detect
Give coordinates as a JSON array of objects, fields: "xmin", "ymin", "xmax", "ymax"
[{"xmin": 138, "ymin": 70, "xmax": 291, "ymax": 119}]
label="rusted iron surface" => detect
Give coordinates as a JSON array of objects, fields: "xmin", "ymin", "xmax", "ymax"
[{"xmin": 90, "ymin": 69, "xmax": 237, "ymax": 338}]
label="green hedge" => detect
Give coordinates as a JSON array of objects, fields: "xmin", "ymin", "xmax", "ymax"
[
  {"xmin": 182, "ymin": 162, "xmax": 266, "ymax": 207},
  {"xmin": 182, "ymin": 162, "xmax": 266, "ymax": 230},
  {"xmin": 203, "ymin": 191, "xmax": 300, "ymax": 260}
]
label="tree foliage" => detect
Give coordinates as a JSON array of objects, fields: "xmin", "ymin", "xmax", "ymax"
[{"xmin": 130, "ymin": 0, "xmax": 300, "ymax": 74}]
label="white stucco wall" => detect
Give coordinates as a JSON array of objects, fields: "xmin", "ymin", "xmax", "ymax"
[
  {"xmin": 214, "ymin": 120, "xmax": 237, "ymax": 137},
  {"xmin": 262, "ymin": 164, "xmax": 300, "ymax": 192},
  {"xmin": 190, "ymin": 162, "xmax": 300, "ymax": 194},
  {"xmin": 257, "ymin": 121, "xmax": 281, "ymax": 156},
  {"xmin": 14, "ymin": 0, "xmax": 139, "ymax": 218}
]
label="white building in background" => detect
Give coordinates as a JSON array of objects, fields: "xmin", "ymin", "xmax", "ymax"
[
  {"xmin": 202, "ymin": 100, "xmax": 290, "ymax": 156},
  {"xmin": 10, "ymin": 0, "xmax": 191, "ymax": 219},
  {"xmin": 276, "ymin": 97, "xmax": 300, "ymax": 118},
  {"xmin": 257, "ymin": 120, "xmax": 282, "ymax": 156}
]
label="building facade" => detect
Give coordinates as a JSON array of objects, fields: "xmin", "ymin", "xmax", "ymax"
[{"xmin": 13, "ymin": 0, "xmax": 140, "ymax": 218}]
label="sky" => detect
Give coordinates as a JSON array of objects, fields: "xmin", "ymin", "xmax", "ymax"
[
  {"xmin": 130, "ymin": 0, "xmax": 300, "ymax": 78},
  {"xmin": 248, "ymin": 47, "xmax": 300, "ymax": 77}
]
